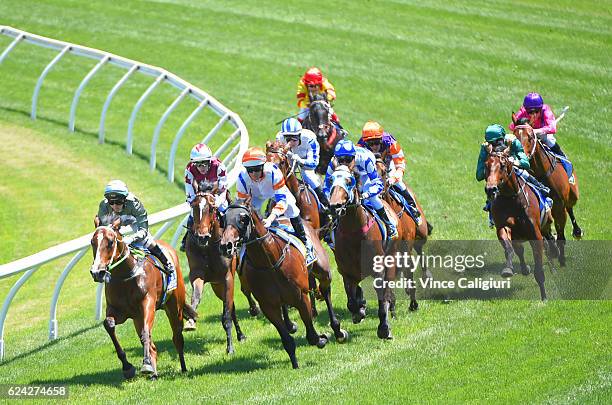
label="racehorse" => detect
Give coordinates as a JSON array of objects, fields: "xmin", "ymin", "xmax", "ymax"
[
  {"xmin": 184, "ymin": 185, "xmax": 245, "ymax": 354},
  {"xmin": 90, "ymin": 216, "xmax": 197, "ymax": 379},
  {"xmin": 266, "ymin": 140, "xmax": 336, "ymax": 319},
  {"xmin": 219, "ymin": 201, "xmax": 329, "ymax": 368},
  {"xmin": 484, "ymin": 144, "xmax": 552, "ymax": 300},
  {"xmin": 374, "ymin": 155, "xmax": 432, "ymax": 281},
  {"xmin": 301, "ymin": 93, "xmax": 345, "ymax": 174},
  {"xmin": 328, "ymin": 165, "xmax": 399, "ymax": 339},
  {"xmin": 512, "ymin": 118, "xmax": 582, "ymax": 267}
]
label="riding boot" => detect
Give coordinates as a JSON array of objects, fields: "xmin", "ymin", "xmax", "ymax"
[
  {"xmin": 180, "ymin": 233, "xmax": 188, "ymax": 252},
  {"xmin": 313, "ymin": 186, "xmax": 330, "ymax": 212},
  {"xmin": 483, "ymin": 200, "xmax": 494, "ymax": 228},
  {"xmin": 375, "ymin": 207, "xmax": 398, "ymax": 240},
  {"xmin": 149, "ymin": 244, "xmax": 174, "ymax": 275},
  {"xmin": 181, "ymin": 216, "xmax": 194, "ymax": 252},
  {"xmin": 290, "ymin": 216, "xmax": 315, "ymax": 262},
  {"xmin": 550, "ymin": 143, "xmax": 567, "ymax": 158},
  {"xmin": 397, "ymin": 187, "xmax": 422, "ymax": 225}
]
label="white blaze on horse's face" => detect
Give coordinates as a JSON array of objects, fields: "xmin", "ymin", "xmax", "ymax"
[
  {"xmin": 198, "ymin": 198, "xmax": 207, "ymax": 222},
  {"xmin": 91, "ymin": 227, "xmax": 117, "ymax": 276}
]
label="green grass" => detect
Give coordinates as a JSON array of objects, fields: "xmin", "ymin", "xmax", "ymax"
[{"xmin": 0, "ymin": 0, "xmax": 611, "ymax": 403}]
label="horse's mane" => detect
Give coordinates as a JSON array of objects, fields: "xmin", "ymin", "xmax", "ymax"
[{"xmin": 516, "ymin": 117, "xmax": 530, "ymax": 126}]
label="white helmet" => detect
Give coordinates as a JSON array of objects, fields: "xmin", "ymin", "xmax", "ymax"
[
  {"xmin": 104, "ymin": 180, "xmax": 129, "ymax": 200},
  {"xmin": 190, "ymin": 143, "xmax": 213, "ymax": 162}
]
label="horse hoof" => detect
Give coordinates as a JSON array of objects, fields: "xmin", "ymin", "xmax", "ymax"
[
  {"xmin": 123, "ymin": 365, "xmax": 136, "ymax": 379},
  {"xmin": 501, "ymin": 267, "xmax": 514, "ymax": 278},
  {"xmin": 226, "ymin": 347, "xmax": 235, "ymax": 355},
  {"xmin": 141, "ymin": 363, "xmax": 155, "ymax": 375},
  {"xmin": 572, "ymin": 229, "xmax": 584, "ymax": 239},
  {"xmin": 377, "ymin": 327, "xmax": 393, "ymax": 340},
  {"xmin": 184, "ymin": 319, "xmax": 196, "ymax": 331},
  {"xmin": 287, "ymin": 322, "xmax": 298, "ymax": 334},
  {"xmin": 149, "ymin": 374, "xmax": 158, "ymax": 381},
  {"xmin": 409, "ymin": 301, "xmax": 419, "ymax": 312},
  {"xmin": 237, "ymin": 333, "xmax": 247, "ymax": 342},
  {"xmin": 352, "ymin": 314, "xmax": 364, "ymax": 324},
  {"xmin": 316, "ymin": 337, "xmax": 327, "ymax": 349},
  {"xmin": 249, "ymin": 306, "xmax": 261, "ymax": 317},
  {"xmin": 336, "ymin": 329, "xmax": 349, "ymax": 343},
  {"xmin": 521, "ymin": 265, "xmax": 531, "ymax": 276}
]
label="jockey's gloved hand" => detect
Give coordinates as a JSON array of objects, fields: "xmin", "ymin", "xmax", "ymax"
[
  {"xmin": 263, "ymin": 213, "xmax": 277, "ymax": 228},
  {"xmin": 387, "ymin": 175, "xmax": 399, "ymax": 185},
  {"xmin": 122, "ymin": 235, "xmax": 134, "ymax": 246},
  {"xmin": 287, "ymin": 151, "xmax": 305, "ymax": 165}
]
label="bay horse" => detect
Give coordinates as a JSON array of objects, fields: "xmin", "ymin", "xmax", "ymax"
[
  {"xmin": 219, "ymin": 201, "xmax": 329, "ymax": 369},
  {"xmin": 512, "ymin": 118, "xmax": 582, "ymax": 267},
  {"xmin": 184, "ymin": 186, "xmax": 245, "ymax": 354},
  {"xmin": 484, "ymin": 145, "xmax": 552, "ymax": 300},
  {"xmin": 90, "ymin": 216, "xmax": 197, "ymax": 379},
  {"xmin": 302, "ymin": 93, "xmax": 345, "ymax": 174},
  {"xmin": 328, "ymin": 165, "xmax": 399, "ymax": 339},
  {"xmin": 265, "ymin": 141, "xmax": 348, "ymax": 340},
  {"xmin": 374, "ymin": 155, "xmax": 432, "ymax": 281}
]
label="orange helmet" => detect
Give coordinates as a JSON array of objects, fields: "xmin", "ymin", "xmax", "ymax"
[
  {"xmin": 303, "ymin": 67, "xmax": 323, "ymax": 86},
  {"xmin": 241, "ymin": 147, "xmax": 267, "ymax": 168},
  {"xmin": 362, "ymin": 121, "xmax": 384, "ymax": 141}
]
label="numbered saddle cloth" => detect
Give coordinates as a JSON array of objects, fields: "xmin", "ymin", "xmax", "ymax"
[{"xmin": 270, "ymin": 224, "xmax": 317, "ymax": 267}]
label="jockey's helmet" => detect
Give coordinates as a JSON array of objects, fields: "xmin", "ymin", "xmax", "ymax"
[
  {"xmin": 280, "ymin": 118, "xmax": 302, "ymax": 138},
  {"xmin": 242, "ymin": 147, "xmax": 267, "ymax": 168},
  {"xmin": 485, "ymin": 124, "xmax": 506, "ymax": 143},
  {"xmin": 523, "ymin": 92, "xmax": 543, "ymax": 110},
  {"xmin": 334, "ymin": 140, "xmax": 356, "ymax": 158},
  {"xmin": 362, "ymin": 121, "xmax": 384, "ymax": 141},
  {"xmin": 104, "ymin": 180, "xmax": 129, "ymax": 201},
  {"xmin": 190, "ymin": 143, "xmax": 213, "ymax": 162},
  {"xmin": 303, "ymin": 67, "xmax": 323, "ymax": 86}
]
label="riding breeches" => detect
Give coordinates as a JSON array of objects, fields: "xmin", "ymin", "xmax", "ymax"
[
  {"xmin": 538, "ymin": 132, "xmax": 557, "ymax": 148},
  {"xmin": 302, "ymin": 168, "xmax": 323, "ymax": 189},
  {"xmin": 252, "ymin": 196, "xmax": 301, "ymax": 219}
]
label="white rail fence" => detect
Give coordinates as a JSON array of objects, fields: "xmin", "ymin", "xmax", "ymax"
[{"xmin": 0, "ymin": 26, "xmax": 249, "ymax": 362}]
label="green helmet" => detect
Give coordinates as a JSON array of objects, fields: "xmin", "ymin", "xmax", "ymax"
[{"xmin": 485, "ymin": 124, "xmax": 506, "ymax": 143}]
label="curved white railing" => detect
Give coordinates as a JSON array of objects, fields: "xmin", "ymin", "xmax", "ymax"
[{"xmin": 0, "ymin": 26, "xmax": 250, "ymax": 361}]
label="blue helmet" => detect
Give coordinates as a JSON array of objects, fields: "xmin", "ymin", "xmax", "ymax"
[
  {"xmin": 280, "ymin": 118, "xmax": 302, "ymax": 136},
  {"xmin": 334, "ymin": 140, "xmax": 356, "ymax": 157}
]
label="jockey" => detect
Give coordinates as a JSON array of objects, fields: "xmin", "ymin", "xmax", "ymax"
[
  {"xmin": 296, "ymin": 66, "xmax": 339, "ymax": 124},
  {"xmin": 357, "ymin": 120, "xmax": 422, "ymax": 225},
  {"xmin": 476, "ymin": 124, "xmax": 552, "ymax": 227},
  {"xmin": 276, "ymin": 117, "xmax": 330, "ymax": 211},
  {"xmin": 236, "ymin": 147, "xmax": 315, "ymax": 262},
  {"xmin": 180, "ymin": 143, "xmax": 228, "ymax": 251},
  {"xmin": 508, "ymin": 92, "xmax": 567, "ymax": 157},
  {"xmin": 96, "ymin": 180, "xmax": 174, "ymax": 274},
  {"xmin": 324, "ymin": 140, "xmax": 399, "ymax": 240}
]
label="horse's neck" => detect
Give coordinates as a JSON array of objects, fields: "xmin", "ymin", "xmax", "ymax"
[
  {"xmin": 533, "ymin": 142, "xmax": 555, "ymax": 176},
  {"xmin": 500, "ymin": 169, "xmax": 520, "ymax": 196},
  {"xmin": 246, "ymin": 213, "xmax": 282, "ymax": 268},
  {"xmin": 111, "ymin": 246, "xmax": 139, "ymax": 278},
  {"xmin": 286, "ymin": 172, "xmax": 299, "ymax": 194},
  {"xmin": 339, "ymin": 203, "xmax": 370, "ymax": 235}
]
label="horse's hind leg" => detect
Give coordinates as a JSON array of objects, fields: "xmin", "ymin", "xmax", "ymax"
[
  {"xmin": 414, "ymin": 240, "xmax": 432, "ymax": 280},
  {"xmin": 567, "ymin": 207, "xmax": 583, "ymax": 239},
  {"xmin": 212, "ymin": 280, "xmax": 235, "ymax": 355},
  {"xmin": 512, "ymin": 241, "xmax": 531, "ymax": 276},
  {"xmin": 552, "ymin": 204, "xmax": 567, "ymax": 267},
  {"xmin": 318, "ymin": 274, "xmax": 348, "ymax": 343},
  {"xmin": 238, "ymin": 267, "xmax": 260, "ymax": 316},
  {"xmin": 260, "ymin": 302, "xmax": 299, "ymax": 369},
  {"xmin": 103, "ymin": 311, "xmax": 135, "ymax": 379},
  {"xmin": 136, "ymin": 297, "xmax": 158, "ymax": 379},
  {"xmin": 343, "ymin": 279, "xmax": 364, "ymax": 324},
  {"xmin": 497, "ymin": 229, "xmax": 515, "ymax": 277},
  {"xmin": 529, "ymin": 238, "xmax": 547, "ymax": 301},
  {"xmin": 296, "ymin": 293, "xmax": 328, "ymax": 348},
  {"xmin": 164, "ymin": 295, "xmax": 187, "ymax": 373},
  {"xmin": 231, "ymin": 304, "xmax": 246, "ymax": 342},
  {"xmin": 185, "ymin": 277, "xmax": 204, "ymax": 331},
  {"xmin": 308, "ymin": 273, "xmax": 318, "ymax": 318},
  {"xmin": 281, "ymin": 305, "xmax": 298, "ymax": 334}
]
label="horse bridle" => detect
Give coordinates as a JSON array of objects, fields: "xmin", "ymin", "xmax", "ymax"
[
  {"xmin": 189, "ymin": 192, "xmax": 220, "ymax": 246},
  {"xmin": 92, "ymin": 227, "xmax": 130, "ymax": 283},
  {"xmin": 514, "ymin": 124, "xmax": 557, "ymax": 177}
]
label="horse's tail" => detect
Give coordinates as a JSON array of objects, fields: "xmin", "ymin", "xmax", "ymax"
[{"xmin": 183, "ymin": 303, "xmax": 198, "ymax": 321}]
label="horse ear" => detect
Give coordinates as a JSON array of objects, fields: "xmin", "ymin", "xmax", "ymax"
[
  {"xmin": 94, "ymin": 216, "xmax": 101, "ymax": 228},
  {"xmin": 111, "ymin": 217, "xmax": 121, "ymax": 231},
  {"xmin": 486, "ymin": 143, "xmax": 493, "ymax": 155},
  {"xmin": 265, "ymin": 140, "xmax": 273, "ymax": 151},
  {"xmin": 193, "ymin": 180, "xmax": 200, "ymax": 194},
  {"xmin": 511, "ymin": 111, "xmax": 517, "ymax": 125}
]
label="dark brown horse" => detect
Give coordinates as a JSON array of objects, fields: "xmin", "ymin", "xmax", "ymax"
[
  {"xmin": 184, "ymin": 189, "xmax": 245, "ymax": 354},
  {"xmin": 219, "ymin": 202, "xmax": 329, "ymax": 368},
  {"xmin": 484, "ymin": 146, "xmax": 552, "ymax": 300},
  {"xmin": 512, "ymin": 119, "xmax": 582, "ymax": 266},
  {"xmin": 302, "ymin": 93, "xmax": 345, "ymax": 174},
  {"xmin": 90, "ymin": 217, "xmax": 197, "ymax": 379},
  {"xmin": 328, "ymin": 165, "xmax": 398, "ymax": 339}
]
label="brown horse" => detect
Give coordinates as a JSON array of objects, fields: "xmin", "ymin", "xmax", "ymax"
[
  {"xmin": 512, "ymin": 119, "xmax": 582, "ymax": 266},
  {"xmin": 219, "ymin": 202, "xmax": 329, "ymax": 368},
  {"xmin": 90, "ymin": 217, "xmax": 197, "ymax": 379},
  {"xmin": 184, "ymin": 189, "xmax": 245, "ymax": 354},
  {"xmin": 374, "ymin": 156, "xmax": 432, "ymax": 281},
  {"xmin": 328, "ymin": 165, "xmax": 399, "ymax": 339},
  {"xmin": 302, "ymin": 93, "xmax": 345, "ymax": 174},
  {"xmin": 484, "ymin": 145, "xmax": 552, "ymax": 300}
]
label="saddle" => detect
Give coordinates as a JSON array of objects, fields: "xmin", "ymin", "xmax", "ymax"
[
  {"xmin": 388, "ymin": 187, "xmax": 421, "ymax": 225},
  {"xmin": 131, "ymin": 247, "xmax": 177, "ymax": 309},
  {"xmin": 542, "ymin": 144, "xmax": 574, "ymax": 184}
]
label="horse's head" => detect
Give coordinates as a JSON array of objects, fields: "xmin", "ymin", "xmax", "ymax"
[
  {"xmin": 328, "ymin": 165, "xmax": 358, "ymax": 217},
  {"xmin": 220, "ymin": 201, "xmax": 253, "ymax": 257},
  {"xmin": 266, "ymin": 140, "xmax": 291, "ymax": 176},
  {"xmin": 512, "ymin": 115, "xmax": 537, "ymax": 158},
  {"xmin": 90, "ymin": 217, "xmax": 125, "ymax": 283},
  {"xmin": 484, "ymin": 144, "xmax": 514, "ymax": 202},
  {"xmin": 190, "ymin": 190, "xmax": 218, "ymax": 247},
  {"xmin": 307, "ymin": 93, "xmax": 332, "ymax": 139}
]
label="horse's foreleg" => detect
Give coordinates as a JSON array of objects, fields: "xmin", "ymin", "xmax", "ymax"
[
  {"xmin": 296, "ymin": 292, "xmax": 328, "ymax": 349},
  {"xmin": 553, "ymin": 204, "xmax": 567, "ymax": 267},
  {"xmin": 567, "ymin": 207, "xmax": 583, "ymax": 239},
  {"xmin": 103, "ymin": 311, "xmax": 135, "ymax": 379},
  {"xmin": 497, "ymin": 228, "xmax": 515, "ymax": 277},
  {"xmin": 223, "ymin": 273, "xmax": 236, "ymax": 354},
  {"xmin": 136, "ymin": 296, "xmax": 157, "ymax": 378},
  {"xmin": 512, "ymin": 241, "xmax": 531, "ymax": 276},
  {"xmin": 185, "ymin": 277, "xmax": 204, "ymax": 331},
  {"xmin": 308, "ymin": 273, "xmax": 318, "ymax": 318},
  {"xmin": 318, "ymin": 276, "xmax": 348, "ymax": 343},
  {"xmin": 375, "ymin": 273, "xmax": 393, "ymax": 340},
  {"xmin": 260, "ymin": 303, "xmax": 299, "ymax": 369},
  {"xmin": 343, "ymin": 278, "xmax": 363, "ymax": 324},
  {"xmin": 414, "ymin": 240, "xmax": 432, "ymax": 280},
  {"xmin": 238, "ymin": 268, "xmax": 260, "ymax": 316},
  {"xmin": 529, "ymin": 238, "xmax": 547, "ymax": 301}
]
